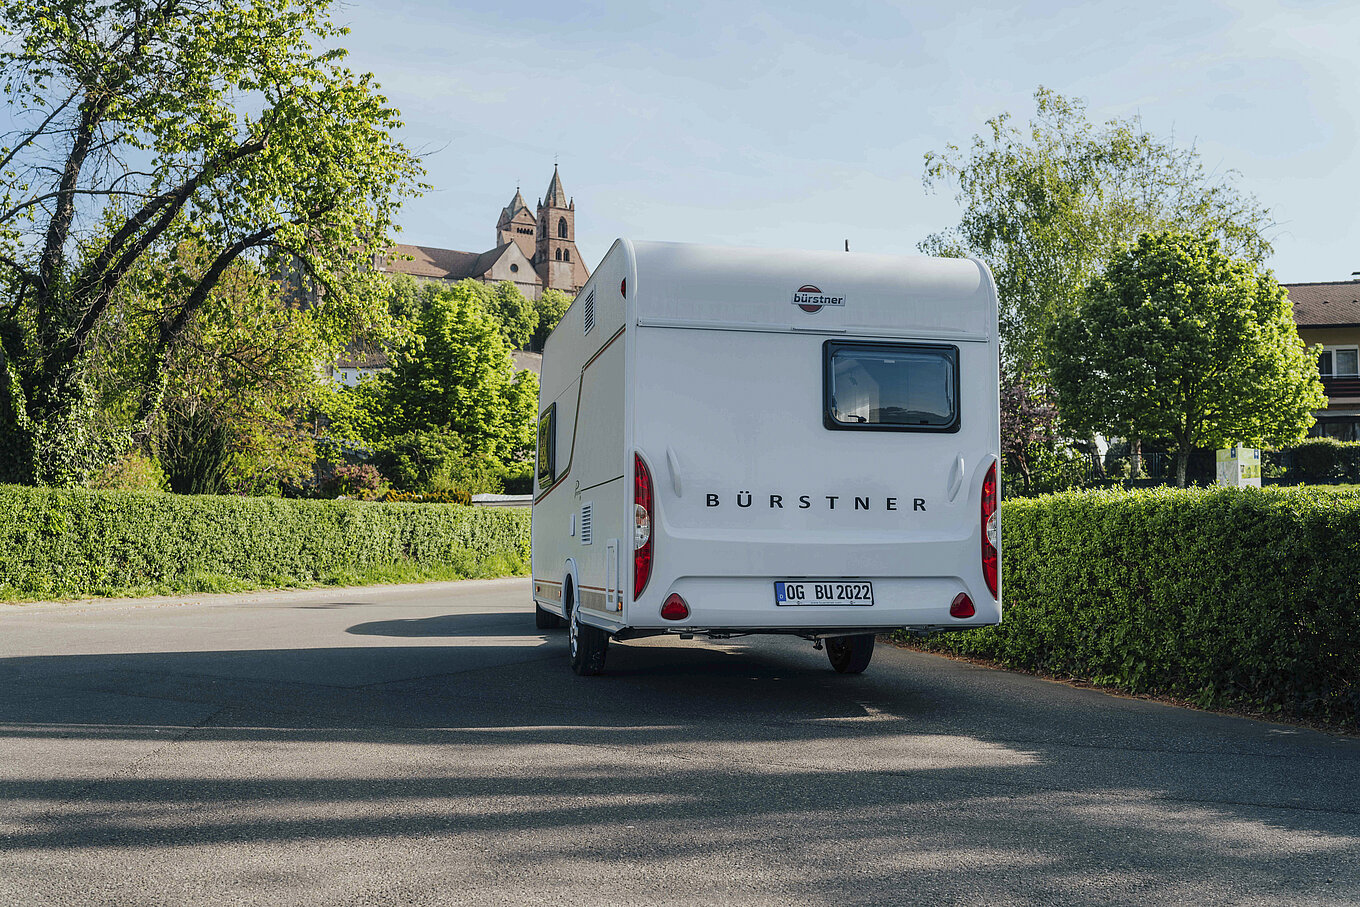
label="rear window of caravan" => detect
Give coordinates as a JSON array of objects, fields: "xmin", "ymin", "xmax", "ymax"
[{"xmin": 823, "ymin": 341, "xmax": 959, "ymax": 432}]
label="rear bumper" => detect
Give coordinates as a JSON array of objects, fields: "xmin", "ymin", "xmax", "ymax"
[{"xmin": 627, "ymin": 574, "xmax": 999, "ymax": 631}]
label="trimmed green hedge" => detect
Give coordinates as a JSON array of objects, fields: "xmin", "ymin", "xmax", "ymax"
[
  {"xmin": 917, "ymin": 486, "xmax": 1360, "ymax": 729},
  {"xmin": 1273, "ymin": 438, "xmax": 1360, "ymax": 485},
  {"xmin": 0, "ymin": 485, "xmax": 530, "ymax": 600}
]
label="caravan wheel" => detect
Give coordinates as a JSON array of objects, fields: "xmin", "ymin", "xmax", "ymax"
[
  {"xmin": 826, "ymin": 634, "xmax": 875, "ymax": 674},
  {"xmin": 568, "ymin": 595, "xmax": 609, "ymax": 676}
]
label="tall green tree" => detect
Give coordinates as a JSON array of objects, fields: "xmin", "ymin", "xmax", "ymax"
[
  {"xmin": 532, "ymin": 287, "xmax": 572, "ymax": 352},
  {"xmin": 922, "ymin": 87, "xmax": 1274, "ymax": 367},
  {"xmin": 0, "ymin": 0, "xmax": 422, "ymax": 485},
  {"xmin": 1048, "ymin": 231, "xmax": 1325, "ymax": 487},
  {"xmin": 378, "ymin": 286, "xmax": 537, "ymax": 465}
]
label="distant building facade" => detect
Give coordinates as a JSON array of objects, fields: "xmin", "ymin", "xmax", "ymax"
[
  {"xmin": 377, "ymin": 165, "xmax": 590, "ymax": 299},
  {"xmin": 1287, "ymin": 280, "xmax": 1360, "ymax": 441},
  {"xmin": 323, "ymin": 168, "xmax": 579, "ymax": 386}
]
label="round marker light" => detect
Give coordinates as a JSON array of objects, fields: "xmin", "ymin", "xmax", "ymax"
[
  {"xmin": 950, "ymin": 592, "xmax": 975, "ymax": 619},
  {"xmin": 661, "ymin": 594, "xmax": 689, "ymax": 621}
]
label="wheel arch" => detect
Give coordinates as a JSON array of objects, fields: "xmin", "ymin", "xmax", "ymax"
[{"xmin": 562, "ymin": 558, "xmax": 580, "ymax": 613}]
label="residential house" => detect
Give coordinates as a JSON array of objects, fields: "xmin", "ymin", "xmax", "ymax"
[{"xmin": 1286, "ymin": 280, "xmax": 1360, "ymax": 441}]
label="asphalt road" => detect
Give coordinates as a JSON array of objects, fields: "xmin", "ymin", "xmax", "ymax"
[{"xmin": 0, "ymin": 578, "xmax": 1356, "ymax": 907}]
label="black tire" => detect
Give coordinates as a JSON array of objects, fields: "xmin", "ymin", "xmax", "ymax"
[
  {"xmin": 567, "ymin": 589, "xmax": 609, "ymax": 676},
  {"xmin": 535, "ymin": 602, "xmax": 564, "ymax": 629},
  {"xmin": 826, "ymin": 634, "xmax": 874, "ymax": 674}
]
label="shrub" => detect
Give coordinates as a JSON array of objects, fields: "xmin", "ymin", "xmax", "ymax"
[
  {"xmin": 500, "ymin": 465, "xmax": 534, "ymax": 496},
  {"xmin": 320, "ymin": 462, "xmax": 385, "ymax": 498},
  {"xmin": 914, "ymin": 486, "xmax": 1360, "ymax": 729},
  {"xmin": 92, "ymin": 451, "xmax": 168, "ymax": 492},
  {"xmin": 0, "ymin": 485, "xmax": 528, "ymax": 600},
  {"xmin": 371, "ymin": 427, "xmax": 466, "ymax": 492},
  {"xmin": 1277, "ymin": 438, "xmax": 1360, "ymax": 485}
]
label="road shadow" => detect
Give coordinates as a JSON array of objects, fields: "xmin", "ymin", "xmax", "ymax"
[
  {"xmin": 346, "ymin": 611, "xmax": 548, "ymax": 639},
  {"xmin": 0, "ymin": 629, "xmax": 1356, "ymax": 905}
]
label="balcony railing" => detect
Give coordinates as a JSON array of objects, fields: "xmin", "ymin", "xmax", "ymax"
[{"xmin": 1321, "ymin": 375, "xmax": 1360, "ymax": 399}]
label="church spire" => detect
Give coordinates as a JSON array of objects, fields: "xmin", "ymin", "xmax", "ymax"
[{"xmin": 543, "ymin": 164, "xmax": 568, "ymax": 209}]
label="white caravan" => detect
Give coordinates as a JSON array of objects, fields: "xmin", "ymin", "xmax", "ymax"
[{"xmin": 531, "ymin": 240, "xmax": 1001, "ymax": 675}]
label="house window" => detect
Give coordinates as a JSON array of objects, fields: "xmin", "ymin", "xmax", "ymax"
[
  {"xmin": 1320, "ymin": 346, "xmax": 1359, "ymax": 377},
  {"xmin": 823, "ymin": 341, "xmax": 960, "ymax": 433},
  {"xmin": 510, "ymin": 263, "xmax": 519, "ymax": 273},
  {"xmin": 555, "ymin": 248, "xmax": 562, "ymax": 261},
  {"xmin": 558, "ymin": 217, "xmax": 568, "ymax": 238},
  {"xmin": 563, "ymin": 249, "xmax": 570, "ymax": 262}
]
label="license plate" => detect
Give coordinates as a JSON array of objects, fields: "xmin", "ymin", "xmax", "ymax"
[{"xmin": 775, "ymin": 581, "xmax": 874, "ymax": 606}]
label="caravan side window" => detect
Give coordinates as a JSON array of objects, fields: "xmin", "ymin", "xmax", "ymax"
[
  {"xmin": 824, "ymin": 341, "xmax": 960, "ymax": 433},
  {"xmin": 537, "ymin": 405, "xmax": 557, "ymax": 487}
]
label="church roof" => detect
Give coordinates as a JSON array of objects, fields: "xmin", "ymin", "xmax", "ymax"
[
  {"xmin": 386, "ymin": 243, "xmax": 518, "ymax": 281},
  {"xmin": 386, "ymin": 243, "xmax": 486, "ymax": 280},
  {"xmin": 543, "ymin": 165, "xmax": 568, "ymax": 208}
]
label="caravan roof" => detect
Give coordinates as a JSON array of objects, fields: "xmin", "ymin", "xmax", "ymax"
[{"xmin": 627, "ymin": 240, "xmax": 996, "ymax": 340}]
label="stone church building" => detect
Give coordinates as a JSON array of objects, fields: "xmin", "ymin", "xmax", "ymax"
[{"xmin": 379, "ymin": 166, "xmax": 589, "ymax": 299}]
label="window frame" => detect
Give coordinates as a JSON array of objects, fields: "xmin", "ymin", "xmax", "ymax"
[
  {"xmin": 1319, "ymin": 344, "xmax": 1359, "ymax": 378},
  {"xmin": 536, "ymin": 404, "xmax": 557, "ymax": 487},
  {"xmin": 822, "ymin": 340, "xmax": 961, "ymax": 434}
]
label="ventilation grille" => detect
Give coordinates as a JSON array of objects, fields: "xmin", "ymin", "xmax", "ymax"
[
  {"xmin": 582, "ymin": 290, "xmax": 595, "ymax": 335},
  {"xmin": 580, "ymin": 502, "xmax": 593, "ymax": 545}
]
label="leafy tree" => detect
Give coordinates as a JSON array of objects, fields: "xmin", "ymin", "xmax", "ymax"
[
  {"xmin": 1048, "ymin": 230, "xmax": 1325, "ymax": 487},
  {"xmin": 378, "ymin": 286, "xmax": 538, "ymax": 465},
  {"xmin": 532, "ymin": 288, "xmax": 572, "ymax": 352},
  {"xmin": 486, "ymin": 281, "xmax": 535, "ymax": 350},
  {"xmin": 383, "ymin": 275, "xmax": 535, "ymax": 350},
  {"xmin": 87, "ymin": 240, "xmax": 326, "ymax": 495},
  {"xmin": 370, "ymin": 427, "xmax": 504, "ymax": 495},
  {"xmin": 0, "ymin": 0, "xmax": 422, "ymax": 485},
  {"xmin": 922, "ymin": 87, "xmax": 1274, "ymax": 366},
  {"xmin": 999, "ymin": 365, "xmax": 1061, "ymax": 494}
]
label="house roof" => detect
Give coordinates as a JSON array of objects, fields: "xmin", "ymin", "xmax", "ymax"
[
  {"xmin": 336, "ymin": 340, "xmax": 389, "ymax": 370},
  {"xmin": 511, "ymin": 350, "xmax": 542, "ymax": 375},
  {"xmin": 1286, "ymin": 281, "xmax": 1360, "ymax": 327}
]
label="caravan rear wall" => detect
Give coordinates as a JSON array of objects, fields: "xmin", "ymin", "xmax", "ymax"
[{"xmin": 531, "ymin": 240, "xmax": 1001, "ymax": 675}]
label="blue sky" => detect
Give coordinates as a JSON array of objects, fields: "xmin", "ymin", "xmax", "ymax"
[{"xmin": 337, "ymin": 0, "xmax": 1359, "ymax": 283}]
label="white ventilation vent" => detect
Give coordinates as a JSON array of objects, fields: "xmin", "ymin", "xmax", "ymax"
[
  {"xmin": 580, "ymin": 502, "xmax": 593, "ymax": 545},
  {"xmin": 582, "ymin": 290, "xmax": 595, "ymax": 335}
]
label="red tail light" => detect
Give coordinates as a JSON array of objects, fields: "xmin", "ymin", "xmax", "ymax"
[
  {"xmin": 950, "ymin": 592, "xmax": 975, "ymax": 619},
  {"xmin": 634, "ymin": 453, "xmax": 653, "ymax": 599},
  {"xmin": 661, "ymin": 593, "xmax": 689, "ymax": 620},
  {"xmin": 982, "ymin": 460, "xmax": 998, "ymax": 598}
]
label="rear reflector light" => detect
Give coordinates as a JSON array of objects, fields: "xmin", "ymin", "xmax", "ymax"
[
  {"xmin": 661, "ymin": 593, "xmax": 689, "ymax": 621},
  {"xmin": 950, "ymin": 592, "xmax": 975, "ymax": 619},
  {"xmin": 982, "ymin": 461, "xmax": 998, "ymax": 598},
  {"xmin": 634, "ymin": 453, "xmax": 653, "ymax": 599}
]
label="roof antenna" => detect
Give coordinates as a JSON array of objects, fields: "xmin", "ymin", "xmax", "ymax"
[{"xmin": 844, "ymin": 239, "xmax": 850, "ymax": 252}]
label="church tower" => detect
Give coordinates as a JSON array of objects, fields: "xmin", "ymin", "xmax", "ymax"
[
  {"xmin": 496, "ymin": 187, "xmax": 537, "ymax": 260},
  {"xmin": 534, "ymin": 165, "xmax": 585, "ymax": 293}
]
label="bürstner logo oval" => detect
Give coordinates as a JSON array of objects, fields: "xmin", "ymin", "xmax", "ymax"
[{"xmin": 792, "ymin": 284, "xmax": 845, "ymax": 313}]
